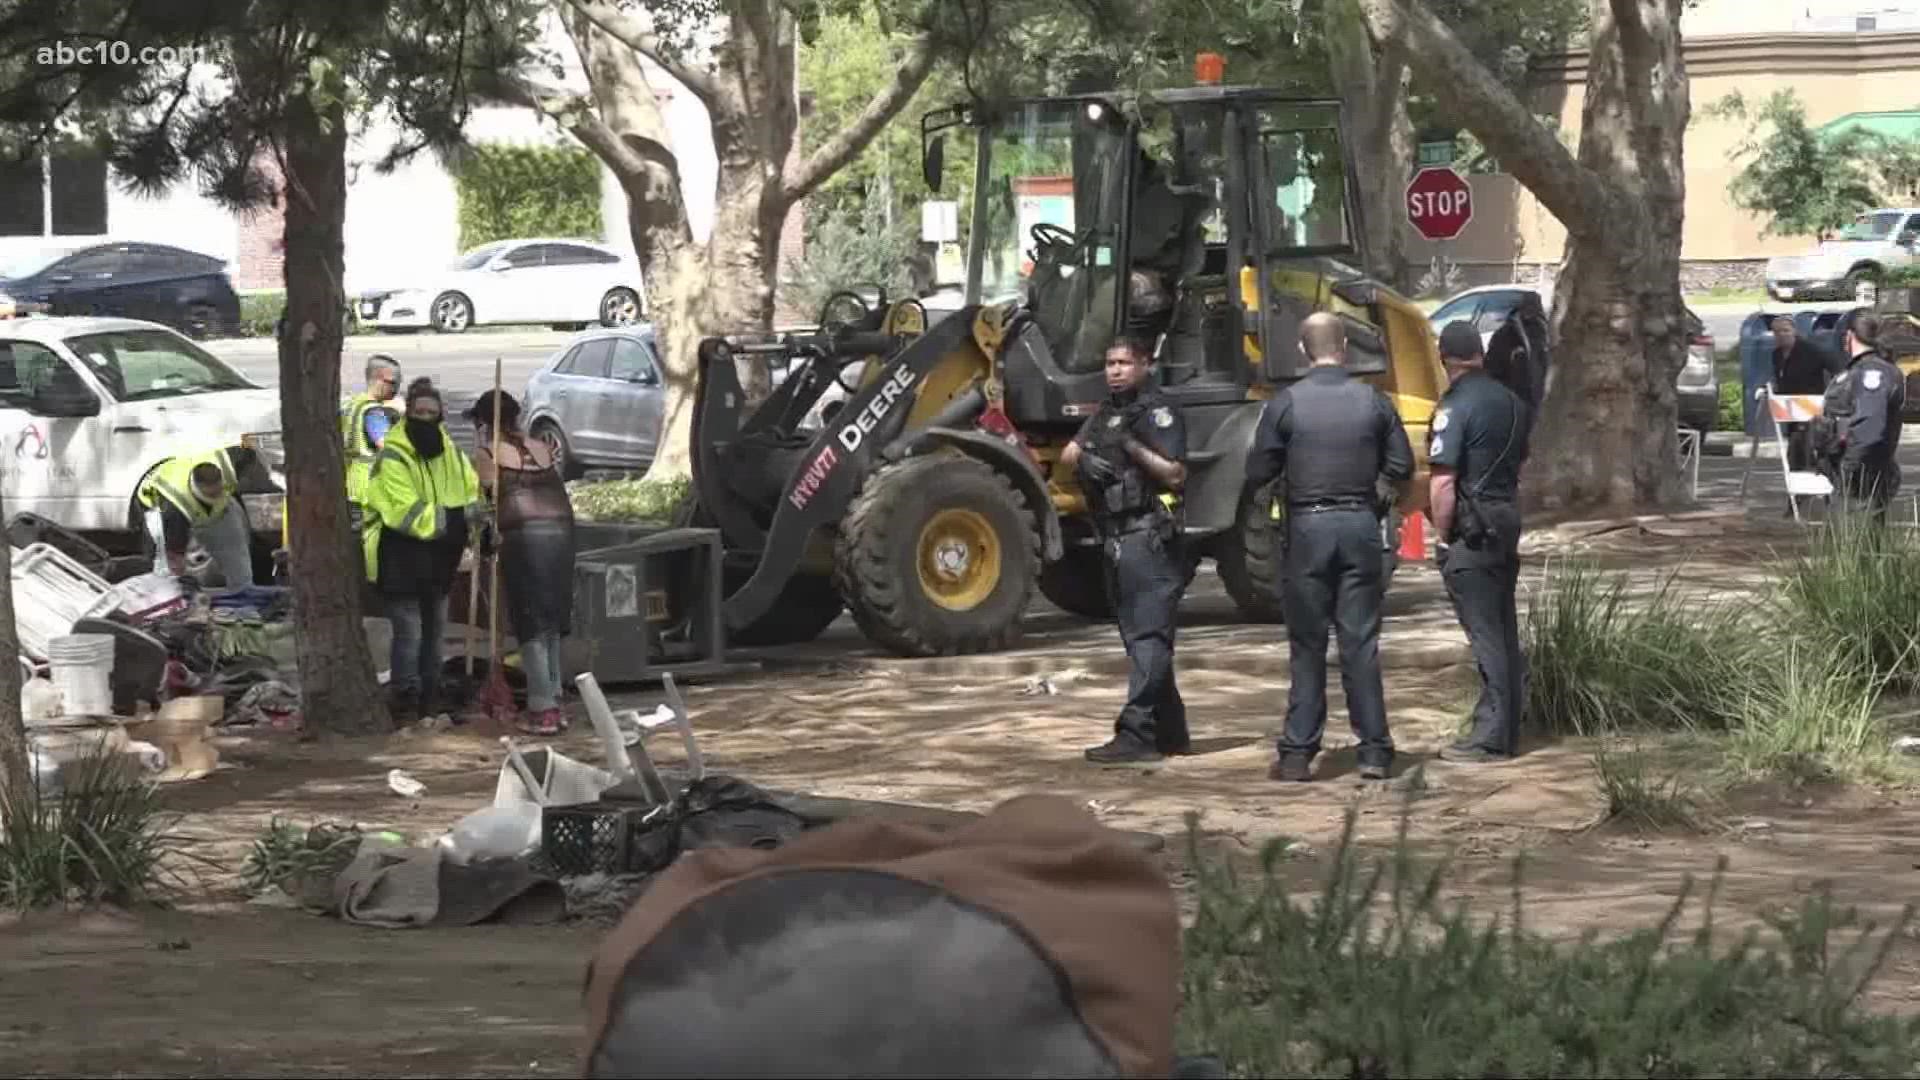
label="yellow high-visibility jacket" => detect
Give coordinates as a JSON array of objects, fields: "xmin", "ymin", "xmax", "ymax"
[
  {"xmin": 341, "ymin": 392, "xmax": 386, "ymax": 507},
  {"xmin": 138, "ymin": 448, "xmax": 237, "ymax": 523},
  {"xmin": 361, "ymin": 422, "xmax": 480, "ymax": 582}
]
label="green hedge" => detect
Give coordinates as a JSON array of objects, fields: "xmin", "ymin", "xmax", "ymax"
[{"xmin": 452, "ymin": 143, "xmax": 603, "ymax": 251}]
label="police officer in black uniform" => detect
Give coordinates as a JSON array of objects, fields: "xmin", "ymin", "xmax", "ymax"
[
  {"xmin": 1429, "ymin": 322, "xmax": 1530, "ymax": 764},
  {"xmin": 1816, "ymin": 310, "xmax": 1905, "ymax": 526},
  {"xmin": 1061, "ymin": 335, "xmax": 1192, "ymax": 764},
  {"xmin": 1246, "ymin": 312, "xmax": 1413, "ymax": 782}
]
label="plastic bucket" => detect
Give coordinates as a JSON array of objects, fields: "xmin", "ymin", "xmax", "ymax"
[{"xmin": 47, "ymin": 633, "xmax": 115, "ymax": 717}]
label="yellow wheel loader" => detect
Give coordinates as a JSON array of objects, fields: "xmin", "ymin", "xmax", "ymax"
[{"xmin": 687, "ymin": 73, "xmax": 1461, "ymax": 657}]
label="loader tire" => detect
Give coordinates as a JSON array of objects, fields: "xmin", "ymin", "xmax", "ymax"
[
  {"xmin": 834, "ymin": 454, "xmax": 1038, "ymax": 657},
  {"xmin": 1037, "ymin": 545, "xmax": 1115, "ymax": 620},
  {"xmin": 1217, "ymin": 481, "xmax": 1286, "ymax": 623},
  {"xmin": 1216, "ymin": 485, "xmax": 1403, "ymax": 624}
]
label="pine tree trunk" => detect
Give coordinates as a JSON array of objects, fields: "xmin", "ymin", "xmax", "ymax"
[
  {"xmin": 279, "ymin": 93, "xmax": 388, "ymax": 733},
  {"xmin": 0, "ymin": 495, "xmax": 28, "ymax": 803}
]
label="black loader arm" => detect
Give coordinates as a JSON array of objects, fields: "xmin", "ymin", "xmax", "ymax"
[{"xmin": 712, "ymin": 313, "xmax": 977, "ymax": 632}]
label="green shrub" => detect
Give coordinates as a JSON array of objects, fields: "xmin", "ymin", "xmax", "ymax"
[
  {"xmin": 570, "ymin": 475, "xmax": 691, "ymax": 523},
  {"xmin": 0, "ymin": 751, "xmax": 204, "ymax": 909},
  {"xmin": 781, "ymin": 199, "xmax": 918, "ymax": 323},
  {"xmin": 1178, "ymin": 808, "xmax": 1920, "ymax": 1077},
  {"xmin": 1773, "ymin": 513, "xmax": 1920, "ymax": 694},
  {"xmin": 1592, "ymin": 737, "xmax": 1714, "ymax": 831},
  {"xmin": 1722, "ymin": 644, "xmax": 1889, "ymax": 781},
  {"xmin": 452, "ymin": 143, "xmax": 604, "ymax": 251},
  {"xmin": 1717, "ymin": 378, "xmax": 1745, "ymax": 431},
  {"xmin": 233, "ymin": 290, "xmax": 361, "ymax": 340},
  {"xmin": 1522, "ymin": 560, "xmax": 1754, "ymax": 736}
]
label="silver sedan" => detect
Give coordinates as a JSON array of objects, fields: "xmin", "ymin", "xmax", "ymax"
[{"xmin": 522, "ymin": 326, "xmax": 666, "ymax": 478}]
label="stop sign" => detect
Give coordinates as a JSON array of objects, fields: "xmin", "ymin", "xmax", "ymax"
[{"xmin": 1406, "ymin": 167, "xmax": 1474, "ymax": 241}]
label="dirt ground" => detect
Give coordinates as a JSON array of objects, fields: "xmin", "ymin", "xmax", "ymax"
[{"xmin": 8, "ymin": 512, "xmax": 1920, "ymax": 1077}]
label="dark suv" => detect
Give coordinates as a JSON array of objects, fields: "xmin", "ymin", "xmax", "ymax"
[{"xmin": 0, "ymin": 242, "xmax": 241, "ymax": 340}]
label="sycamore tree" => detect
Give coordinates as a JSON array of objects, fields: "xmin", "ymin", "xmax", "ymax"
[
  {"xmin": 494, "ymin": 0, "xmax": 956, "ymax": 480},
  {"xmin": 497, "ymin": 0, "xmax": 1136, "ymax": 480},
  {"xmin": 0, "ymin": 0, "xmax": 537, "ymax": 733},
  {"xmin": 1358, "ymin": 0, "xmax": 1692, "ymax": 511}
]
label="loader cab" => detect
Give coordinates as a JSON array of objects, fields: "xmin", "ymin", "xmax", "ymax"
[{"xmin": 924, "ymin": 90, "xmax": 1384, "ymax": 438}]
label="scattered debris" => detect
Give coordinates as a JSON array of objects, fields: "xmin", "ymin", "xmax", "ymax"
[
  {"xmin": 387, "ymin": 769, "xmax": 426, "ymax": 799},
  {"xmin": 1020, "ymin": 676, "xmax": 1058, "ymax": 696},
  {"xmin": 1895, "ymin": 736, "xmax": 1920, "ymax": 756}
]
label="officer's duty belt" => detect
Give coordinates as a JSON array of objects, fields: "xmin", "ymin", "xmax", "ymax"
[{"xmin": 1288, "ymin": 499, "xmax": 1373, "ymax": 513}]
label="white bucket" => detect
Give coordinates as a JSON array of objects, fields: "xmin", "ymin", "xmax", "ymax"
[{"xmin": 47, "ymin": 633, "xmax": 114, "ymax": 718}]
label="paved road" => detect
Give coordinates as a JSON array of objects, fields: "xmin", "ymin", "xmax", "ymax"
[{"xmin": 208, "ymin": 329, "xmax": 571, "ymax": 403}]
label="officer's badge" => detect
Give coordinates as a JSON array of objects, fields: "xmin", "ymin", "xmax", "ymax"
[
  {"xmin": 1107, "ymin": 415, "xmax": 1123, "ymax": 428},
  {"xmin": 1152, "ymin": 407, "xmax": 1173, "ymax": 428},
  {"xmin": 1430, "ymin": 436, "xmax": 1444, "ymax": 456},
  {"xmin": 1433, "ymin": 408, "xmax": 1450, "ymax": 432},
  {"xmin": 1865, "ymin": 369, "xmax": 1883, "ymax": 390}
]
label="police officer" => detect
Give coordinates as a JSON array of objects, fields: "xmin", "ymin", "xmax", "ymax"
[
  {"xmin": 1429, "ymin": 322, "xmax": 1530, "ymax": 764},
  {"xmin": 1060, "ymin": 335, "xmax": 1192, "ymax": 764},
  {"xmin": 1247, "ymin": 312, "xmax": 1413, "ymax": 782},
  {"xmin": 1817, "ymin": 310, "xmax": 1904, "ymax": 526}
]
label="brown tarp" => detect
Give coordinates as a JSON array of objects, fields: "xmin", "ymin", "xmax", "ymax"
[{"xmin": 581, "ymin": 793, "xmax": 1180, "ymax": 1076}]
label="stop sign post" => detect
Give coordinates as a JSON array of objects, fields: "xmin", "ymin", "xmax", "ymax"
[{"xmin": 1406, "ymin": 167, "xmax": 1473, "ymax": 241}]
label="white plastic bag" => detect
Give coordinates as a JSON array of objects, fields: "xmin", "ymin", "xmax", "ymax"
[
  {"xmin": 20, "ymin": 677, "xmax": 60, "ymax": 727},
  {"xmin": 437, "ymin": 803, "xmax": 542, "ymax": 866}
]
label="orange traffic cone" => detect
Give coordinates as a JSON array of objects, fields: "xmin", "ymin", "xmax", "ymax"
[{"xmin": 1398, "ymin": 513, "xmax": 1426, "ymax": 562}]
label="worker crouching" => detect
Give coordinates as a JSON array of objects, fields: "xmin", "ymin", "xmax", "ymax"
[
  {"xmin": 139, "ymin": 445, "xmax": 261, "ymax": 587},
  {"xmin": 363, "ymin": 378, "xmax": 481, "ymax": 725}
]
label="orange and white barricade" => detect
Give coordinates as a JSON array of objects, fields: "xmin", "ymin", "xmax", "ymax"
[{"xmin": 1738, "ymin": 387, "xmax": 1831, "ymax": 523}]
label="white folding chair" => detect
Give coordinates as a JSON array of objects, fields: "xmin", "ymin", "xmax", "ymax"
[
  {"xmin": 1737, "ymin": 387, "xmax": 1831, "ymax": 524},
  {"xmin": 1675, "ymin": 427, "xmax": 1700, "ymax": 499}
]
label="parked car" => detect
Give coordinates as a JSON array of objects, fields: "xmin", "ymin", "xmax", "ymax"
[
  {"xmin": 0, "ymin": 315, "xmax": 286, "ymax": 562},
  {"xmin": 1428, "ymin": 284, "xmax": 1720, "ymax": 434},
  {"xmin": 1765, "ymin": 208, "xmax": 1920, "ymax": 302},
  {"xmin": 0, "ymin": 242, "xmax": 240, "ymax": 340},
  {"xmin": 523, "ymin": 327, "xmax": 666, "ymax": 477},
  {"xmin": 356, "ymin": 238, "xmax": 645, "ymax": 334}
]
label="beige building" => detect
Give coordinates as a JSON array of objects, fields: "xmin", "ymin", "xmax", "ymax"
[{"xmin": 1408, "ymin": 5, "xmax": 1920, "ymax": 290}]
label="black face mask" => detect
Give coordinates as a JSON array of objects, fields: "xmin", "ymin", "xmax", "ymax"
[{"xmin": 407, "ymin": 417, "xmax": 445, "ymax": 458}]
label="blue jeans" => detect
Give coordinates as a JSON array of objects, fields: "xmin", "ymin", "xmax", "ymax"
[
  {"xmin": 385, "ymin": 592, "xmax": 450, "ymax": 708},
  {"xmin": 520, "ymin": 631, "xmax": 564, "ymax": 712}
]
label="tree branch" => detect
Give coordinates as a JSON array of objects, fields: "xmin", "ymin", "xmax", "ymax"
[
  {"xmin": 560, "ymin": 0, "xmax": 721, "ymax": 104},
  {"xmin": 492, "ymin": 71, "xmax": 646, "ymax": 173},
  {"xmin": 782, "ymin": 32, "xmax": 937, "ymax": 204},
  {"xmin": 1358, "ymin": 0, "xmax": 1610, "ymax": 230}
]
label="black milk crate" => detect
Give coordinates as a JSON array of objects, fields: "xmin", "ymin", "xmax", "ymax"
[{"xmin": 541, "ymin": 802, "xmax": 654, "ymax": 876}]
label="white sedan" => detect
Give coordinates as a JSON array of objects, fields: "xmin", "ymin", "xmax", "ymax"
[{"xmin": 355, "ymin": 238, "xmax": 646, "ymax": 334}]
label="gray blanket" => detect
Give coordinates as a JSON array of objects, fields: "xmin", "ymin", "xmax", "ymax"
[{"xmin": 332, "ymin": 840, "xmax": 565, "ymax": 929}]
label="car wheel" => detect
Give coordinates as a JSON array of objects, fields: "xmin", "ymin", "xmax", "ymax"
[
  {"xmin": 531, "ymin": 419, "xmax": 581, "ymax": 481},
  {"xmin": 600, "ymin": 288, "xmax": 642, "ymax": 327},
  {"xmin": 430, "ymin": 291, "xmax": 473, "ymax": 333}
]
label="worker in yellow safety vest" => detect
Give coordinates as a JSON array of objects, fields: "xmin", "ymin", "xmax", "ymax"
[
  {"xmin": 363, "ymin": 377, "xmax": 481, "ymax": 723},
  {"xmin": 139, "ymin": 446, "xmax": 263, "ymax": 587},
  {"xmin": 342, "ymin": 354, "xmax": 402, "ymax": 513}
]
